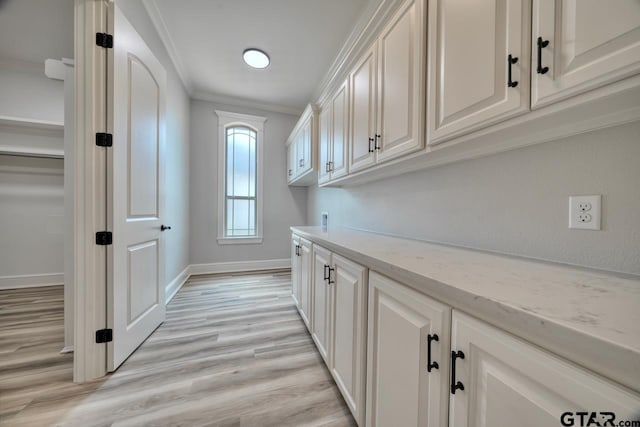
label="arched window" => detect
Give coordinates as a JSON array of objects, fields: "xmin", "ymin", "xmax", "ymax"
[
  {"xmin": 224, "ymin": 126, "xmax": 257, "ymax": 236},
  {"xmin": 216, "ymin": 111, "xmax": 266, "ymax": 244}
]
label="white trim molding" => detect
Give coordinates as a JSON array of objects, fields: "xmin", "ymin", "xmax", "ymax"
[
  {"xmin": 189, "ymin": 259, "xmax": 291, "ymax": 276},
  {"xmin": 165, "ymin": 265, "xmax": 190, "ymax": 304},
  {"xmin": 215, "ymin": 110, "xmax": 266, "ymax": 245},
  {"xmin": 0, "ymin": 273, "xmax": 64, "ymax": 290}
]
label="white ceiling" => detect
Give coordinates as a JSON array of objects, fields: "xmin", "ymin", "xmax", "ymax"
[
  {"xmin": 145, "ymin": 0, "xmax": 372, "ymax": 114},
  {"xmin": 0, "ymin": 0, "xmax": 74, "ymax": 64}
]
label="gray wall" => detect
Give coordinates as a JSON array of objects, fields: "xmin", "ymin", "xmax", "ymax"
[
  {"xmin": 189, "ymin": 99, "xmax": 307, "ymax": 264},
  {"xmin": 308, "ymin": 121, "xmax": 640, "ymax": 275},
  {"xmin": 118, "ymin": 2, "xmax": 191, "ymax": 284}
]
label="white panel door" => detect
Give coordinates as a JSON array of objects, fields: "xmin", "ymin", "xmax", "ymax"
[
  {"xmin": 349, "ymin": 42, "xmax": 378, "ymax": 173},
  {"xmin": 311, "ymin": 244, "xmax": 332, "ymax": 364},
  {"xmin": 367, "ymin": 272, "xmax": 451, "ymax": 427},
  {"xmin": 428, "ymin": 0, "xmax": 530, "ymax": 145},
  {"xmin": 109, "ymin": 4, "xmax": 166, "ymax": 371},
  {"xmin": 449, "ymin": 311, "xmax": 640, "ymax": 427},
  {"xmin": 377, "ymin": 0, "xmax": 426, "ymax": 161},
  {"xmin": 318, "ymin": 105, "xmax": 331, "ymax": 185},
  {"xmin": 330, "ymin": 254, "xmax": 368, "ymax": 426},
  {"xmin": 298, "ymin": 238, "xmax": 312, "ymax": 331},
  {"xmin": 291, "ymin": 235, "xmax": 300, "ymax": 308},
  {"xmin": 330, "ymin": 79, "xmax": 349, "ymax": 180},
  {"xmin": 532, "ymin": 0, "xmax": 640, "ymax": 108}
]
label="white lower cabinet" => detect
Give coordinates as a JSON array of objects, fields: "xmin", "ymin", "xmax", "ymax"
[
  {"xmin": 366, "ymin": 272, "xmax": 450, "ymax": 427},
  {"xmin": 311, "ymin": 244, "xmax": 332, "ymax": 362},
  {"xmin": 294, "ymin": 239, "xmax": 640, "ymax": 427},
  {"xmin": 330, "ymin": 254, "xmax": 368, "ymax": 425},
  {"xmin": 291, "ymin": 235, "xmax": 312, "ymax": 331},
  {"xmin": 308, "ymin": 244, "xmax": 369, "ymax": 425},
  {"xmin": 449, "ymin": 311, "xmax": 640, "ymax": 427}
]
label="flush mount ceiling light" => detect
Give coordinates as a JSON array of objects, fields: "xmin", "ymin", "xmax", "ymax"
[{"xmin": 243, "ymin": 48, "xmax": 270, "ymax": 69}]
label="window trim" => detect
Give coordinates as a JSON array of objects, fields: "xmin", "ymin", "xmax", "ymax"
[{"xmin": 215, "ymin": 110, "xmax": 266, "ymax": 244}]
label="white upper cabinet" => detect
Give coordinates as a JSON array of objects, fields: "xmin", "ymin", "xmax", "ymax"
[
  {"xmin": 349, "ymin": 42, "xmax": 378, "ymax": 173},
  {"xmin": 531, "ymin": 0, "xmax": 640, "ymax": 108},
  {"xmin": 319, "ymin": 79, "xmax": 350, "ymax": 184},
  {"xmin": 377, "ymin": 0, "xmax": 426, "ymax": 161},
  {"xmin": 330, "ymin": 79, "xmax": 350, "ymax": 179},
  {"xmin": 428, "ymin": 0, "xmax": 531, "ymax": 145},
  {"xmin": 449, "ymin": 310, "xmax": 640, "ymax": 427},
  {"xmin": 286, "ymin": 104, "xmax": 317, "ymax": 186}
]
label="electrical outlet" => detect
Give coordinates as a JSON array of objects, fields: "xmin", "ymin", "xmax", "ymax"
[
  {"xmin": 569, "ymin": 195, "xmax": 601, "ymax": 230},
  {"xmin": 321, "ymin": 212, "xmax": 329, "ymax": 232}
]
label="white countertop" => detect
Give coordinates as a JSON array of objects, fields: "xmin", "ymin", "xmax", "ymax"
[{"xmin": 291, "ymin": 226, "xmax": 640, "ymax": 393}]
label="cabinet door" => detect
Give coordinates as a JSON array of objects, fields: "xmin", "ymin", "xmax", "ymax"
[
  {"xmin": 290, "ymin": 236, "xmax": 300, "ymax": 308},
  {"xmin": 298, "ymin": 238, "xmax": 312, "ymax": 331},
  {"xmin": 330, "ymin": 254, "xmax": 368, "ymax": 425},
  {"xmin": 449, "ymin": 311, "xmax": 640, "ymax": 427},
  {"xmin": 330, "ymin": 79, "xmax": 349, "ymax": 180},
  {"xmin": 311, "ymin": 245, "xmax": 332, "ymax": 364},
  {"xmin": 286, "ymin": 143, "xmax": 295, "ymax": 183},
  {"xmin": 318, "ymin": 105, "xmax": 331, "ymax": 185},
  {"xmin": 532, "ymin": 0, "xmax": 640, "ymax": 108},
  {"xmin": 377, "ymin": 0, "xmax": 426, "ymax": 161},
  {"xmin": 298, "ymin": 117, "xmax": 313, "ymax": 176},
  {"xmin": 366, "ymin": 272, "xmax": 450, "ymax": 427},
  {"xmin": 428, "ymin": 0, "xmax": 530, "ymax": 145},
  {"xmin": 349, "ymin": 43, "xmax": 378, "ymax": 173}
]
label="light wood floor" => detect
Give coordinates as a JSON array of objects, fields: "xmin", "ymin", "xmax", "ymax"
[{"xmin": 0, "ymin": 271, "xmax": 356, "ymax": 426}]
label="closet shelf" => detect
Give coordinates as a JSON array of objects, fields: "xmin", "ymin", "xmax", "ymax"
[{"xmin": 0, "ymin": 115, "xmax": 64, "ymax": 132}]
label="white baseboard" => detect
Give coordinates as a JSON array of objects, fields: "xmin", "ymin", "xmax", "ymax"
[
  {"xmin": 165, "ymin": 265, "xmax": 190, "ymax": 304},
  {"xmin": 60, "ymin": 345, "xmax": 74, "ymax": 354},
  {"xmin": 189, "ymin": 258, "xmax": 291, "ymax": 276},
  {"xmin": 0, "ymin": 273, "xmax": 64, "ymax": 290}
]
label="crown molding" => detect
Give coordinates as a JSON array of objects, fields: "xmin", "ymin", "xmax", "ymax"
[
  {"xmin": 142, "ymin": 0, "xmax": 193, "ymax": 93},
  {"xmin": 312, "ymin": 0, "xmax": 404, "ymax": 108},
  {"xmin": 192, "ymin": 90, "xmax": 303, "ymax": 116}
]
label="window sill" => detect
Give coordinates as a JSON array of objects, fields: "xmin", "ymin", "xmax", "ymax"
[{"xmin": 217, "ymin": 236, "xmax": 264, "ymax": 245}]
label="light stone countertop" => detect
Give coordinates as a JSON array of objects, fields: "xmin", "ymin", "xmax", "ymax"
[{"xmin": 291, "ymin": 226, "xmax": 640, "ymax": 393}]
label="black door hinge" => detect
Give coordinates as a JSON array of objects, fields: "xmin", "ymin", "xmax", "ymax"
[
  {"xmin": 96, "ymin": 133, "xmax": 113, "ymax": 147},
  {"xmin": 96, "ymin": 231, "xmax": 113, "ymax": 245},
  {"xmin": 95, "ymin": 328, "xmax": 113, "ymax": 343},
  {"xmin": 96, "ymin": 32, "xmax": 113, "ymax": 48}
]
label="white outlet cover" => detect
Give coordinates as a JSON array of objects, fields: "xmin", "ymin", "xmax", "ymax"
[{"xmin": 569, "ymin": 195, "xmax": 601, "ymax": 230}]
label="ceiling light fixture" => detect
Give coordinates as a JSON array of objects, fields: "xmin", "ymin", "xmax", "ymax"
[{"xmin": 243, "ymin": 48, "xmax": 270, "ymax": 69}]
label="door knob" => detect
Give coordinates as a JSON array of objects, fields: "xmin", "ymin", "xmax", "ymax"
[{"xmin": 160, "ymin": 225, "xmax": 172, "ymax": 231}]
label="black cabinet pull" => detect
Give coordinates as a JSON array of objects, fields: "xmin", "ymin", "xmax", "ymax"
[
  {"xmin": 427, "ymin": 334, "xmax": 439, "ymax": 372},
  {"xmin": 295, "ymin": 245, "xmax": 300, "ymax": 256},
  {"xmin": 507, "ymin": 54, "xmax": 518, "ymax": 88},
  {"xmin": 368, "ymin": 137, "xmax": 375, "ymax": 153},
  {"xmin": 537, "ymin": 37, "xmax": 549, "ymax": 74},
  {"xmin": 375, "ymin": 134, "xmax": 381, "ymax": 150},
  {"xmin": 323, "ymin": 264, "xmax": 329, "ymax": 281},
  {"xmin": 288, "ymin": 169, "xmax": 292, "ymax": 177},
  {"xmin": 160, "ymin": 225, "xmax": 171, "ymax": 231},
  {"xmin": 328, "ymin": 267, "xmax": 335, "ymax": 284},
  {"xmin": 450, "ymin": 350, "xmax": 465, "ymax": 394},
  {"xmin": 325, "ymin": 162, "xmax": 330, "ymax": 173}
]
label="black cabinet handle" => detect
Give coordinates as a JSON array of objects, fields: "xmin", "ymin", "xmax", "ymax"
[
  {"xmin": 537, "ymin": 37, "xmax": 549, "ymax": 74},
  {"xmin": 329, "ymin": 161, "xmax": 334, "ymax": 172},
  {"xmin": 325, "ymin": 162, "xmax": 330, "ymax": 173},
  {"xmin": 299, "ymin": 159, "xmax": 304, "ymax": 167},
  {"xmin": 375, "ymin": 134, "xmax": 381, "ymax": 150},
  {"xmin": 450, "ymin": 350, "xmax": 465, "ymax": 394},
  {"xmin": 288, "ymin": 169, "xmax": 292, "ymax": 176},
  {"xmin": 368, "ymin": 137, "xmax": 375, "ymax": 153},
  {"xmin": 323, "ymin": 264, "xmax": 329, "ymax": 281},
  {"xmin": 295, "ymin": 245, "xmax": 300, "ymax": 256},
  {"xmin": 328, "ymin": 267, "xmax": 335, "ymax": 284},
  {"xmin": 427, "ymin": 334, "xmax": 439, "ymax": 372},
  {"xmin": 507, "ymin": 54, "xmax": 518, "ymax": 88},
  {"xmin": 160, "ymin": 225, "xmax": 171, "ymax": 231}
]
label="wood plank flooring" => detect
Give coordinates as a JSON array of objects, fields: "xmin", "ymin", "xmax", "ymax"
[{"xmin": 0, "ymin": 271, "xmax": 356, "ymax": 426}]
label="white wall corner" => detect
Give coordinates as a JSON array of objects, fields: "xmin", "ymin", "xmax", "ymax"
[
  {"xmin": 165, "ymin": 265, "xmax": 190, "ymax": 304},
  {"xmin": 0, "ymin": 273, "xmax": 64, "ymax": 290},
  {"xmin": 189, "ymin": 259, "xmax": 292, "ymax": 276}
]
